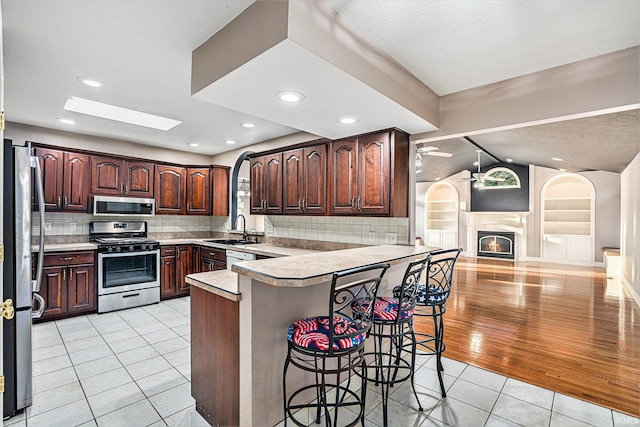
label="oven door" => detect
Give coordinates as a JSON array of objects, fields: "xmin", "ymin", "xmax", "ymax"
[{"xmin": 98, "ymin": 250, "xmax": 160, "ymax": 295}]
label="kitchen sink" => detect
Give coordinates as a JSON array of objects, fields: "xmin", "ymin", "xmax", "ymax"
[{"xmin": 203, "ymin": 238, "xmax": 258, "ymax": 245}]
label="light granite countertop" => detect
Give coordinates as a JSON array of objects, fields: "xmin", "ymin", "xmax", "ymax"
[
  {"xmin": 231, "ymin": 244, "xmax": 439, "ymax": 287},
  {"xmin": 34, "ymin": 242, "xmax": 99, "ymax": 253},
  {"xmin": 186, "ymin": 270, "xmax": 241, "ymax": 302}
]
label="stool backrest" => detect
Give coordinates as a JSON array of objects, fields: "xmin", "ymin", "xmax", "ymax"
[
  {"xmin": 328, "ymin": 263, "xmax": 390, "ymax": 355},
  {"xmin": 424, "ymin": 248, "xmax": 462, "ymax": 305},
  {"xmin": 393, "ymin": 255, "xmax": 431, "ymax": 320}
]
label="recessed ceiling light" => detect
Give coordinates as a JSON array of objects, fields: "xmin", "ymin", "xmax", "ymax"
[
  {"xmin": 506, "ymin": 158, "xmax": 513, "ymax": 163},
  {"xmin": 337, "ymin": 116, "xmax": 358, "ymax": 125},
  {"xmin": 63, "ymin": 97, "xmax": 181, "ymax": 130},
  {"xmin": 435, "ymin": 177, "xmax": 441, "ymax": 181},
  {"xmin": 242, "ymin": 122, "xmax": 256, "ymax": 128},
  {"xmin": 77, "ymin": 77, "xmax": 102, "ymax": 87},
  {"xmin": 189, "ymin": 143, "xmax": 199, "ymax": 147},
  {"xmin": 276, "ymin": 91, "xmax": 305, "ymax": 103},
  {"xmin": 57, "ymin": 118, "xmax": 75, "ymax": 125},
  {"xmin": 473, "ymin": 161, "xmax": 479, "ymax": 166},
  {"xmin": 559, "ymin": 168, "xmax": 566, "ymax": 172},
  {"xmin": 552, "ymin": 157, "xmax": 564, "ymax": 162},
  {"xmin": 416, "ymin": 169, "xmax": 422, "ymax": 173},
  {"xmin": 225, "ymin": 140, "xmax": 236, "ymax": 145}
]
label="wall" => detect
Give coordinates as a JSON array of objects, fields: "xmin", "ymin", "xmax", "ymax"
[
  {"xmin": 620, "ymin": 152, "xmax": 640, "ymax": 303},
  {"xmin": 470, "ymin": 163, "xmax": 529, "ymax": 212},
  {"xmin": 5, "ymin": 122, "xmax": 213, "ymax": 165},
  {"xmin": 415, "ymin": 170, "xmax": 471, "ymax": 250},
  {"xmin": 530, "ymin": 165, "xmax": 621, "ymax": 262}
]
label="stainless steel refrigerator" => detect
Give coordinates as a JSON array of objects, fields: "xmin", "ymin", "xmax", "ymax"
[{"xmin": 3, "ymin": 139, "xmax": 46, "ymax": 419}]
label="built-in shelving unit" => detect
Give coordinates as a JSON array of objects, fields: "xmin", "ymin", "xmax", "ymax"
[
  {"xmin": 541, "ymin": 174, "xmax": 595, "ymax": 262},
  {"xmin": 425, "ymin": 183, "xmax": 458, "ymax": 249}
]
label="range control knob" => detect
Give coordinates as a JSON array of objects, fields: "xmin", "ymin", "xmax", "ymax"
[
  {"xmin": 115, "ymin": 246, "xmax": 121, "ymax": 252},
  {"xmin": 129, "ymin": 245, "xmax": 134, "ymax": 251},
  {"xmin": 107, "ymin": 247, "xmax": 114, "ymax": 253}
]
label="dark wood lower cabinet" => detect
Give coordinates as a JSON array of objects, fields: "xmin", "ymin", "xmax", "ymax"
[
  {"xmin": 161, "ymin": 245, "xmax": 197, "ymax": 300},
  {"xmin": 37, "ymin": 251, "xmax": 96, "ymax": 322},
  {"xmin": 200, "ymin": 247, "xmax": 227, "ymax": 271},
  {"xmin": 191, "ymin": 285, "xmax": 239, "ymax": 427}
]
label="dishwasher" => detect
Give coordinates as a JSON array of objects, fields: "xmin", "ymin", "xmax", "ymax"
[{"xmin": 226, "ymin": 249, "xmax": 256, "ymax": 270}]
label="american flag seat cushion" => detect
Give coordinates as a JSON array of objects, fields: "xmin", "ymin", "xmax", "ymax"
[
  {"xmin": 393, "ymin": 284, "xmax": 449, "ymax": 305},
  {"xmin": 358, "ymin": 296, "xmax": 414, "ymax": 321},
  {"xmin": 287, "ymin": 316, "xmax": 366, "ymax": 352}
]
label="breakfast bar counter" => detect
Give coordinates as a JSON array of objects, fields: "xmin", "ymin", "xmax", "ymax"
[{"xmin": 189, "ymin": 244, "xmax": 438, "ymax": 427}]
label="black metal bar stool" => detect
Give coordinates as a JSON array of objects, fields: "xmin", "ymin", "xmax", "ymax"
[
  {"xmin": 363, "ymin": 256, "xmax": 430, "ymax": 426},
  {"xmin": 409, "ymin": 248, "xmax": 462, "ymax": 397},
  {"xmin": 282, "ymin": 263, "xmax": 390, "ymax": 427}
]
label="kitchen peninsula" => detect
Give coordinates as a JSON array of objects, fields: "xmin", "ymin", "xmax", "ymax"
[{"xmin": 186, "ymin": 244, "xmax": 438, "ymax": 427}]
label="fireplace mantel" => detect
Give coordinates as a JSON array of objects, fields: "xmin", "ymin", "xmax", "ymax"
[{"xmin": 464, "ymin": 212, "xmax": 530, "ymax": 261}]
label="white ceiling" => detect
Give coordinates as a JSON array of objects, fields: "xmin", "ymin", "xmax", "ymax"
[{"xmin": 2, "ymin": 0, "xmax": 639, "ymax": 168}]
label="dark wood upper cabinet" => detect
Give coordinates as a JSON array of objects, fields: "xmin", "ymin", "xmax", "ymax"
[
  {"xmin": 123, "ymin": 161, "xmax": 154, "ymax": 198},
  {"xmin": 91, "ymin": 155, "xmax": 124, "ymax": 196},
  {"xmin": 250, "ymin": 153, "xmax": 282, "ymax": 214},
  {"xmin": 357, "ymin": 133, "xmax": 390, "ymax": 215},
  {"xmin": 155, "ymin": 165, "xmax": 186, "ymax": 214},
  {"xmin": 35, "ymin": 147, "xmax": 90, "ymax": 212},
  {"xmin": 329, "ymin": 130, "xmax": 408, "ymax": 217},
  {"xmin": 283, "ymin": 144, "xmax": 327, "ymax": 214},
  {"xmin": 186, "ymin": 168, "xmax": 211, "ymax": 215},
  {"xmin": 211, "ymin": 166, "xmax": 230, "ymax": 217},
  {"xmin": 91, "ymin": 155, "xmax": 154, "ymax": 198},
  {"xmin": 329, "ymin": 138, "xmax": 358, "ymax": 215}
]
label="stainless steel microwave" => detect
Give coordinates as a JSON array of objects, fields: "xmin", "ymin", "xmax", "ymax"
[{"xmin": 93, "ymin": 196, "xmax": 155, "ymax": 216}]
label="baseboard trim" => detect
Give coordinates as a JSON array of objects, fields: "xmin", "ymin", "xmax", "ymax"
[{"xmin": 621, "ymin": 275, "xmax": 640, "ymax": 308}]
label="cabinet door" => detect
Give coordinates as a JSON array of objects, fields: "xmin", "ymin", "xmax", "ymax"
[
  {"xmin": 357, "ymin": 132, "xmax": 390, "ymax": 215},
  {"xmin": 176, "ymin": 245, "xmax": 193, "ymax": 294},
  {"xmin": 186, "ymin": 168, "xmax": 211, "ymax": 215},
  {"xmin": 124, "ymin": 161, "xmax": 154, "ymax": 198},
  {"xmin": 542, "ymin": 235, "xmax": 565, "ymax": 260},
  {"xmin": 161, "ymin": 255, "xmax": 177, "ymax": 298},
  {"xmin": 35, "ymin": 147, "xmax": 64, "ymax": 211},
  {"xmin": 63, "ymin": 152, "xmax": 90, "ymax": 211},
  {"xmin": 67, "ymin": 263, "xmax": 96, "ymax": 314},
  {"xmin": 283, "ymin": 149, "xmax": 304, "ymax": 214},
  {"xmin": 566, "ymin": 235, "xmax": 593, "ymax": 262},
  {"xmin": 250, "ymin": 157, "xmax": 266, "ymax": 214},
  {"xmin": 91, "ymin": 155, "xmax": 125, "ymax": 196},
  {"xmin": 39, "ymin": 266, "xmax": 67, "ymax": 318},
  {"xmin": 211, "ymin": 166, "xmax": 230, "ymax": 217},
  {"xmin": 155, "ymin": 165, "xmax": 186, "ymax": 215},
  {"xmin": 264, "ymin": 153, "xmax": 283, "ymax": 214},
  {"xmin": 303, "ymin": 145, "xmax": 327, "ymax": 215},
  {"xmin": 330, "ymin": 139, "xmax": 358, "ymax": 215}
]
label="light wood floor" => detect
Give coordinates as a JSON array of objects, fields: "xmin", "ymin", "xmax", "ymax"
[{"xmin": 414, "ymin": 257, "xmax": 640, "ymax": 417}]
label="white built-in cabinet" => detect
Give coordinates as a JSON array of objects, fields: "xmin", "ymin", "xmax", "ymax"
[
  {"xmin": 425, "ymin": 182, "xmax": 458, "ymax": 249},
  {"xmin": 541, "ymin": 174, "xmax": 595, "ymax": 262}
]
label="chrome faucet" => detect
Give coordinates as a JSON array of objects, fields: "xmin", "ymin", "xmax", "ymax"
[{"xmin": 236, "ymin": 214, "xmax": 248, "ymax": 241}]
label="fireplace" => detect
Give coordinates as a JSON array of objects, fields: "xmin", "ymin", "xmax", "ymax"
[{"xmin": 477, "ymin": 231, "xmax": 515, "ymax": 260}]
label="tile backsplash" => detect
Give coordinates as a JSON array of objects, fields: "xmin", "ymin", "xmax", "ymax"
[
  {"xmin": 34, "ymin": 212, "xmax": 407, "ymax": 246},
  {"xmin": 265, "ymin": 216, "xmax": 409, "ymax": 245}
]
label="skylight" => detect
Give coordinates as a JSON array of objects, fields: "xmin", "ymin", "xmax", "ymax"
[{"xmin": 63, "ymin": 97, "xmax": 181, "ymax": 131}]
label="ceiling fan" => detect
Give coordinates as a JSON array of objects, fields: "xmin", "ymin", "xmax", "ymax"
[
  {"xmin": 416, "ymin": 143, "xmax": 453, "ymax": 158},
  {"xmin": 461, "ymin": 150, "xmax": 504, "ymax": 188}
]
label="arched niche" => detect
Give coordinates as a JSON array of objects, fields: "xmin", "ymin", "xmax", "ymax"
[{"xmin": 425, "ymin": 182, "xmax": 459, "ymax": 249}]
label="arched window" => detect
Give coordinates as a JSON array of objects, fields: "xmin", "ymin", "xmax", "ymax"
[{"xmin": 482, "ymin": 167, "xmax": 521, "ymax": 189}]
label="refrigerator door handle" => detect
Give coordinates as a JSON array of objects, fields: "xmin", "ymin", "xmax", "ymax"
[
  {"xmin": 31, "ymin": 155, "xmax": 46, "ymax": 293},
  {"xmin": 31, "ymin": 293, "xmax": 45, "ymax": 319}
]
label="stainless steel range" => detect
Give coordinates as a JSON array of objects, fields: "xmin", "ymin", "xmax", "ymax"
[{"xmin": 90, "ymin": 221, "xmax": 160, "ymax": 313}]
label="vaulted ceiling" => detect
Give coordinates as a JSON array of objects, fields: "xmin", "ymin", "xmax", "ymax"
[{"xmin": 2, "ymin": 0, "xmax": 639, "ymax": 179}]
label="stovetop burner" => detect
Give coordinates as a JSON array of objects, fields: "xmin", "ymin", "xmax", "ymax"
[
  {"xmin": 90, "ymin": 221, "xmax": 159, "ymax": 253},
  {"xmin": 93, "ymin": 237, "xmax": 157, "ymax": 245}
]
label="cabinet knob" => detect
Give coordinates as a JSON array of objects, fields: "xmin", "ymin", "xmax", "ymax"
[
  {"xmin": 62, "ymin": 268, "xmax": 66, "ymax": 281},
  {"xmin": 69, "ymin": 268, "xmax": 73, "ymax": 281},
  {"xmin": 57, "ymin": 196, "xmax": 62, "ymax": 209},
  {"xmin": 351, "ymin": 197, "xmax": 356, "ymax": 211},
  {"xmin": 357, "ymin": 196, "xmax": 361, "ymax": 211},
  {"xmin": 64, "ymin": 196, "xmax": 68, "ymax": 208},
  {"xmin": 302, "ymin": 198, "xmax": 306, "ymax": 211}
]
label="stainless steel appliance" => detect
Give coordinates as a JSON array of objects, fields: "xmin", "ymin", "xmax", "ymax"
[
  {"xmin": 93, "ymin": 195, "xmax": 155, "ymax": 216},
  {"xmin": 3, "ymin": 140, "xmax": 46, "ymax": 418},
  {"xmin": 226, "ymin": 249, "xmax": 256, "ymax": 270},
  {"xmin": 90, "ymin": 221, "xmax": 160, "ymax": 313}
]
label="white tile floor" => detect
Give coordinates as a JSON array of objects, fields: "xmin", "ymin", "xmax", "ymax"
[{"xmin": 5, "ymin": 297, "xmax": 639, "ymax": 427}]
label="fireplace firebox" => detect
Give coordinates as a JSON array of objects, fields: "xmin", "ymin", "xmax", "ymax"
[{"xmin": 477, "ymin": 231, "xmax": 515, "ymax": 260}]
